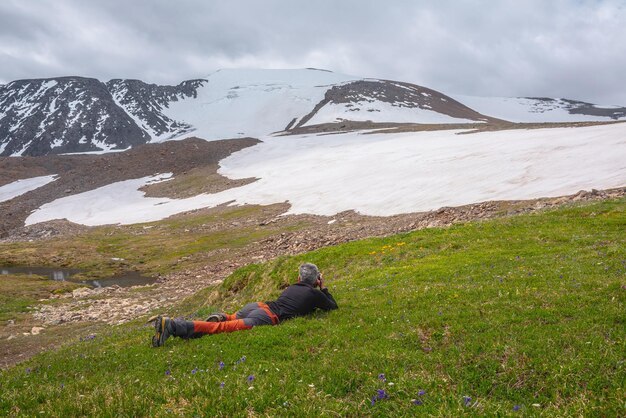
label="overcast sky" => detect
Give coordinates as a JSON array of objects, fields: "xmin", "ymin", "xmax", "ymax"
[{"xmin": 1, "ymin": 0, "xmax": 625, "ymax": 104}]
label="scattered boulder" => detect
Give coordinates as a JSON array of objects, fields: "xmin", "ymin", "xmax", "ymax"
[{"xmin": 30, "ymin": 326, "xmax": 45, "ymax": 335}]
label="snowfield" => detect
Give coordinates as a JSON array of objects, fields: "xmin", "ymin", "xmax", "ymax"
[
  {"xmin": 25, "ymin": 123, "xmax": 626, "ymax": 226},
  {"xmin": 159, "ymin": 69, "xmax": 483, "ymax": 142},
  {"xmin": 0, "ymin": 175, "xmax": 57, "ymax": 203},
  {"xmin": 160, "ymin": 69, "xmax": 359, "ymax": 141},
  {"xmin": 452, "ymin": 95, "xmax": 626, "ymax": 123},
  {"xmin": 302, "ymin": 100, "xmax": 478, "ymax": 126}
]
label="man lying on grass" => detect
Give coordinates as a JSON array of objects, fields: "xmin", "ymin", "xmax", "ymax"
[{"xmin": 151, "ymin": 262, "xmax": 338, "ymax": 347}]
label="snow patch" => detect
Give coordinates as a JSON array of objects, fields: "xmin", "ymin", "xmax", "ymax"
[
  {"xmin": 303, "ymin": 101, "xmax": 477, "ymax": 125},
  {"xmin": 13, "ymin": 140, "xmax": 33, "ymax": 156},
  {"xmin": 27, "ymin": 174, "xmax": 173, "ymax": 225},
  {"xmin": 0, "ymin": 175, "xmax": 58, "ymax": 203},
  {"xmin": 59, "ymin": 147, "xmax": 132, "ymax": 156},
  {"xmin": 25, "ymin": 123, "xmax": 626, "ymax": 225},
  {"xmin": 50, "ymin": 138, "xmax": 64, "ymax": 148}
]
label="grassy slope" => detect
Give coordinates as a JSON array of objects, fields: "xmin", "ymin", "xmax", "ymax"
[{"xmin": 0, "ymin": 199, "xmax": 624, "ymax": 416}]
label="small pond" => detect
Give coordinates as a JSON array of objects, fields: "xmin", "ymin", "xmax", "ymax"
[{"xmin": 0, "ymin": 266, "xmax": 156, "ymax": 288}]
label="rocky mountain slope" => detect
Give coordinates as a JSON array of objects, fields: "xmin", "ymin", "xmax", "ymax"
[
  {"xmin": 106, "ymin": 78, "xmax": 205, "ymax": 141},
  {"xmin": 0, "ymin": 77, "xmax": 206, "ymax": 157},
  {"xmin": 0, "ymin": 77, "xmax": 149, "ymax": 156},
  {"xmin": 3, "ymin": 69, "xmax": 625, "ymax": 157}
]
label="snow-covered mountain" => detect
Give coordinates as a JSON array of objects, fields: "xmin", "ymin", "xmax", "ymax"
[
  {"xmin": 0, "ymin": 77, "xmax": 151, "ymax": 156},
  {"xmin": 0, "ymin": 76, "xmax": 208, "ymax": 157},
  {"xmin": 1, "ymin": 68, "xmax": 625, "ymax": 157},
  {"xmin": 106, "ymin": 78, "xmax": 206, "ymax": 141},
  {"xmin": 451, "ymin": 95, "xmax": 626, "ymax": 123}
]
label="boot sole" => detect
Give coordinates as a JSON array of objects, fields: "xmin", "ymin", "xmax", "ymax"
[{"xmin": 152, "ymin": 316, "xmax": 167, "ymax": 347}]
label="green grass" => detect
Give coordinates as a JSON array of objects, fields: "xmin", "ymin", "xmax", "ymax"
[
  {"xmin": 0, "ymin": 204, "xmax": 305, "ymax": 278},
  {"xmin": 1, "ymin": 199, "xmax": 624, "ymax": 416},
  {"xmin": 0, "ymin": 275, "xmax": 80, "ymax": 322}
]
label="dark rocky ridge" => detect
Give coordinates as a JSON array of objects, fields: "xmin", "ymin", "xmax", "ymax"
[
  {"xmin": 0, "ymin": 77, "xmax": 150, "ymax": 156},
  {"xmin": 294, "ymin": 79, "xmax": 500, "ymax": 128},
  {"xmin": 0, "ymin": 77, "xmax": 206, "ymax": 157},
  {"xmin": 106, "ymin": 79, "xmax": 206, "ymax": 139}
]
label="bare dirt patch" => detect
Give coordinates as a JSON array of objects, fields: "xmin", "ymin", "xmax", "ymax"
[
  {"xmin": 140, "ymin": 165, "xmax": 257, "ymax": 199},
  {"xmin": 278, "ymin": 119, "xmax": 625, "ymax": 137}
]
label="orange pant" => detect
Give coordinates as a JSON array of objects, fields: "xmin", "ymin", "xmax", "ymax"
[{"xmin": 193, "ymin": 302, "xmax": 278, "ymax": 335}]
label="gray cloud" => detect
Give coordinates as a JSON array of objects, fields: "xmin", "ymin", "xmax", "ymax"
[{"xmin": 1, "ymin": 0, "xmax": 625, "ymax": 104}]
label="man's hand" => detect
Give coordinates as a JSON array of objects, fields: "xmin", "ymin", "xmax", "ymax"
[{"xmin": 318, "ymin": 273, "xmax": 326, "ymax": 290}]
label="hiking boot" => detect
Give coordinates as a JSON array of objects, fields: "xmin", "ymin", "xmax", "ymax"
[
  {"xmin": 151, "ymin": 316, "xmax": 173, "ymax": 347},
  {"xmin": 206, "ymin": 313, "xmax": 227, "ymax": 322}
]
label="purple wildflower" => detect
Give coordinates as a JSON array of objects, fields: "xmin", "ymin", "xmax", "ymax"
[
  {"xmin": 376, "ymin": 389, "xmax": 388, "ymax": 400},
  {"xmin": 25, "ymin": 368, "xmax": 31, "ymax": 374},
  {"xmin": 191, "ymin": 368, "xmax": 198, "ymax": 374},
  {"xmin": 513, "ymin": 405, "xmax": 521, "ymax": 412},
  {"xmin": 418, "ymin": 390, "xmax": 426, "ymax": 396},
  {"xmin": 463, "ymin": 396, "xmax": 472, "ymax": 407},
  {"xmin": 165, "ymin": 370, "xmax": 171, "ymax": 376},
  {"xmin": 60, "ymin": 383, "xmax": 64, "ymax": 389},
  {"xmin": 218, "ymin": 361, "xmax": 225, "ymax": 370},
  {"xmin": 219, "ymin": 382, "xmax": 225, "ymax": 388},
  {"xmin": 412, "ymin": 399, "xmax": 423, "ymax": 406},
  {"xmin": 378, "ymin": 373, "xmax": 386, "ymax": 382},
  {"xmin": 247, "ymin": 375, "xmax": 255, "ymax": 383},
  {"xmin": 371, "ymin": 396, "xmax": 376, "ymax": 406},
  {"xmin": 241, "ymin": 356, "xmax": 246, "ymax": 362}
]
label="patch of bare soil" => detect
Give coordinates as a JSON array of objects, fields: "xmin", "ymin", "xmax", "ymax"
[
  {"xmin": 140, "ymin": 165, "xmax": 257, "ymax": 199},
  {"xmin": 279, "ymin": 119, "xmax": 624, "ymax": 137}
]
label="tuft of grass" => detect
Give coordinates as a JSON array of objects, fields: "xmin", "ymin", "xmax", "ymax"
[{"xmin": 0, "ymin": 198, "xmax": 624, "ymax": 415}]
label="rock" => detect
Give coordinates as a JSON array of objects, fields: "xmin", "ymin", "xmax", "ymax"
[
  {"xmin": 7, "ymin": 319, "xmax": 15, "ymax": 326},
  {"xmin": 574, "ymin": 190, "xmax": 590, "ymax": 200},
  {"xmin": 31, "ymin": 326, "xmax": 45, "ymax": 335},
  {"xmin": 7, "ymin": 335, "xmax": 17, "ymax": 340},
  {"xmin": 72, "ymin": 287, "xmax": 92, "ymax": 298}
]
